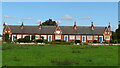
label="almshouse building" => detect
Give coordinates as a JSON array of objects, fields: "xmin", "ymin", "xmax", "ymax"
[{"xmin": 3, "ymin": 22, "xmax": 112, "ymax": 43}]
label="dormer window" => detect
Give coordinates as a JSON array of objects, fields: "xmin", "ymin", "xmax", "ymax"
[
  {"xmin": 56, "ymin": 29, "xmax": 60, "ymax": 34},
  {"xmin": 54, "ymin": 26, "xmax": 62, "ymax": 34}
]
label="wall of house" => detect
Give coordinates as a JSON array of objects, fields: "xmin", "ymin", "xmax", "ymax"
[{"xmin": 9, "ymin": 34, "xmax": 111, "ymax": 43}]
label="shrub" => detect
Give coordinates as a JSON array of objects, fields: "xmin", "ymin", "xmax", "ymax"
[
  {"xmin": 44, "ymin": 40, "xmax": 48, "ymax": 44},
  {"xmin": 110, "ymin": 40, "xmax": 114, "ymax": 43},
  {"xmin": 93, "ymin": 40, "xmax": 97, "ymax": 43},
  {"xmin": 118, "ymin": 39, "xmax": 120, "ymax": 43},
  {"xmin": 24, "ymin": 36, "xmax": 30, "ymax": 43},
  {"xmin": 75, "ymin": 40, "xmax": 81, "ymax": 44},
  {"xmin": 35, "ymin": 39, "xmax": 44, "ymax": 43},
  {"xmin": 17, "ymin": 36, "xmax": 31, "ymax": 43},
  {"xmin": 17, "ymin": 38, "xmax": 25, "ymax": 43}
]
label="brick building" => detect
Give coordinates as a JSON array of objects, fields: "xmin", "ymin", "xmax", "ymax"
[{"xmin": 3, "ymin": 22, "xmax": 112, "ymax": 43}]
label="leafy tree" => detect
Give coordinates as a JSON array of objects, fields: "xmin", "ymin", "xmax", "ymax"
[
  {"xmin": 4, "ymin": 33, "xmax": 10, "ymax": 42},
  {"xmin": 111, "ymin": 31, "xmax": 117, "ymax": 40},
  {"xmin": 42, "ymin": 19, "xmax": 57, "ymax": 26},
  {"xmin": 116, "ymin": 24, "xmax": 120, "ymax": 39}
]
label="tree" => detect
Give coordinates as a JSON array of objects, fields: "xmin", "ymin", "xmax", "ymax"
[
  {"xmin": 111, "ymin": 31, "xmax": 117, "ymax": 40},
  {"xmin": 42, "ymin": 19, "xmax": 57, "ymax": 26},
  {"xmin": 4, "ymin": 33, "xmax": 11, "ymax": 42},
  {"xmin": 116, "ymin": 23, "xmax": 120, "ymax": 40}
]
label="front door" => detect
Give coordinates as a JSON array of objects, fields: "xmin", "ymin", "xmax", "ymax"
[
  {"xmin": 99, "ymin": 37, "xmax": 103, "ymax": 43},
  {"xmin": 64, "ymin": 36, "xmax": 68, "ymax": 41},
  {"xmin": 48, "ymin": 35, "xmax": 52, "ymax": 42},
  {"xmin": 82, "ymin": 36, "xmax": 86, "ymax": 42}
]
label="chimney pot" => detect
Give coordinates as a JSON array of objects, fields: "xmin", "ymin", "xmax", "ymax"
[
  {"xmin": 91, "ymin": 22, "xmax": 94, "ymax": 30},
  {"xmin": 73, "ymin": 21, "xmax": 77, "ymax": 30}
]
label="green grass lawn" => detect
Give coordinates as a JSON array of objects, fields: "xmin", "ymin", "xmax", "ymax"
[{"xmin": 2, "ymin": 43, "xmax": 119, "ymax": 66}]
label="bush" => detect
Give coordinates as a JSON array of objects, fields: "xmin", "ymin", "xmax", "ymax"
[
  {"xmin": 44, "ymin": 40, "xmax": 48, "ymax": 44},
  {"xmin": 35, "ymin": 39, "xmax": 44, "ymax": 43},
  {"xmin": 110, "ymin": 40, "xmax": 114, "ymax": 43},
  {"xmin": 118, "ymin": 39, "xmax": 120, "ymax": 43},
  {"xmin": 93, "ymin": 40, "xmax": 97, "ymax": 43},
  {"xmin": 114, "ymin": 40, "xmax": 118, "ymax": 43},
  {"xmin": 24, "ymin": 36, "xmax": 31, "ymax": 43},
  {"xmin": 75, "ymin": 40, "xmax": 81, "ymax": 44},
  {"xmin": 17, "ymin": 36, "xmax": 31, "ymax": 43},
  {"xmin": 17, "ymin": 38, "xmax": 25, "ymax": 43},
  {"xmin": 110, "ymin": 40, "xmax": 118, "ymax": 43}
]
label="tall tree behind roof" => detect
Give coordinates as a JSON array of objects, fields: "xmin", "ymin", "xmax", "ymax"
[{"xmin": 42, "ymin": 19, "xmax": 57, "ymax": 26}]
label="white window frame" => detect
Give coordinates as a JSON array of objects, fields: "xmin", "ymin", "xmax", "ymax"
[
  {"xmin": 23, "ymin": 35, "xmax": 26, "ymax": 38},
  {"xmin": 35, "ymin": 35, "xmax": 39, "ymax": 39},
  {"xmin": 17, "ymin": 35, "xmax": 21, "ymax": 39},
  {"xmin": 87, "ymin": 36, "xmax": 92, "ymax": 40},
  {"xmin": 70, "ymin": 35, "xmax": 75, "ymax": 40},
  {"xmin": 76, "ymin": 36, "xmax": 81, "ymax": 40},
  {"xmin": 94, "ymin": 36, "xmax": 98, "ymax": 40},
  {"xmin": 41, "ymin": 35, "xmax": 47, "ymax": 39},
  {"xmin": 55, "ymin": 35, "xmax": 61, "ymax": 40},
  {"xmin": 105, "ymin": 36, "xmax": 110, "ymax": 40}
]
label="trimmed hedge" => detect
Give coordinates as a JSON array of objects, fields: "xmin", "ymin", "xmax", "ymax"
[
  {"xmin": 35, "ymin": 39, "xmax": 44, "ymax": 43},
  {"xmin": 17, "ymin": 36, "xmax": 31, "ymax": 43}
]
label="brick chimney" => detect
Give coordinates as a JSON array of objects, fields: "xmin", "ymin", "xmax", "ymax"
[
  {"xmin": 39, "ymin": 21, "xmax": 42, "ymax": 29},
  {"xmin": 20, "ymin": 22, "xmax": 24, "ymax": 29},
  {"xmin": 108, "ymin": 22, "xmax": 111, "ymax": 28},
  {"xmin": 91, "ymin": 22, "xmax": 94, "ymax": 30},
  {"xmin": 55, "ymin": 21, "xmax": 59, "ymax": 27},
  {"xmin": 3, "ymin": 22, "xmax": 6, "ymax": 27},
  {"xmin": 73, "ymin": 21, "xmax": 77, "ymax": 30}
]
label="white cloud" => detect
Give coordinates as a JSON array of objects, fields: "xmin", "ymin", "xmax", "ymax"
[
  {"xmin": 22, "ymin": 18, "xmax": 32, "ymax": 20},
  {"xmin": 3, "ymin": 16, "xmax": 17, "ymax": 19},
  {"xmin": 17, "ymin": 21, "xmax": 22, "ymax": 24},
  {"xmin": 80, "ymin": 17, "xmax": 92, "ymax": 20},
  {"xmin": 36, "ymin": 19, "xmax": 41, "ymax": 23},
  {"xmin": 60, "ymin": 14, "xmax": 73, "ymax": 20},
  {"xmin": 55, "ymin": 21, "xmax": 61, "ymax": 25}
]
